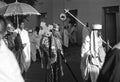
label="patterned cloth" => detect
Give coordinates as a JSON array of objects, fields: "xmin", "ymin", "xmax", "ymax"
[{"xmin": 40, "ymin": 29, "xmax": 64, "ymax": 82}]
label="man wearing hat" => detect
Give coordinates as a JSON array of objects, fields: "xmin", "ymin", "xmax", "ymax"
[{"xmin": 88, "ymin": 24, "xmax": 106, "ymax": 82}]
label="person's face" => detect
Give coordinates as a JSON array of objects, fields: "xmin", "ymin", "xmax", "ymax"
[{"xmin": 20, "ymin": 23, "xmax": 24, "ymax": 29}]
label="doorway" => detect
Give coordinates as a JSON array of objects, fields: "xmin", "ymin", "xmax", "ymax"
[{"xmin": 103, "ymin": 6, "xmax": 119, "ymax": 47}]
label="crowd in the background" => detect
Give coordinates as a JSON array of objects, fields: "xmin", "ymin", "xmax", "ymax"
[
  {"xmin": 0, "ymin": 14, "xmax": 120, "ymax": 82},
  {"xmin": 3, "ymin": 18, "xmax": 67, "ymax": 82},
  {"xmin": 62, "ymin": 22, "xmax": 77, "ymax": 48}
]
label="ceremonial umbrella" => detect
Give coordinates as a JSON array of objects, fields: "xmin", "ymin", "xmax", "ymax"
[
  {"xmin": 0, "ymin": 1, "xmax": 7, "ymax": 8},
  {"xmin": 0, "ymin": 0, "xmax": 40, "ymax": 28},
  {"xmin": 0, "ymin": 1, "xmax": 7, "ymax": 14}
]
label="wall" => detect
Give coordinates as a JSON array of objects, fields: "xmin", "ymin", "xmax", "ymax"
[
  {"xmin": 64, "ymin": 0, "xmax": 120, "ymax": 25},
  {"xmin": 53, "ymin": 0, "xmax": 65, "ymax": 25},
  {"xmin": 24, "ymin": 0, "xmax": 120, "ymax": 27}
]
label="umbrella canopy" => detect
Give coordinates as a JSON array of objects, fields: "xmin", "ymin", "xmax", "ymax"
[
  {"xmin": 0, "ymin": 1, "xmax": 40, "ymax": 16},
  {"xmin": 0, "ymin": 1, "xmax": 7, "ymax": 8}
]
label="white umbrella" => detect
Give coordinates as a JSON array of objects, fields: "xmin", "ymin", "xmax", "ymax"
[
  {"xmin": 0, "ymin": 1, "xmax": 7, "ymax": 8},
  {"xmin": 3, "ymin": 1, "xmax": 40, "ymax": 16},
  {"xmin": 0, "ymin": 0, "xmax": 40, "ymax": 28}
]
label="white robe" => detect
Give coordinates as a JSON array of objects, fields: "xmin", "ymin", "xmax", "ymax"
[
  {"xmin": 81, "ymin": 28, "xmax": 106, "ymax": 82},
  {"xmin": 19, "ymin": 29, "xmax": 31, "ymax": 70},
  {"xmin": 89, "ymin": 31, "xmax": 106, "ymax": 82},
  {"xmin": 0, "ymin": 39, "xmax": 24, "ymax": 82}
]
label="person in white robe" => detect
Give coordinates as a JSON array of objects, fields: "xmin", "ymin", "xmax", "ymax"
[
  {"xmin": 81, "ymin": 24, "xmax": 106, "ymax": 82},
  {"xmin": 19, "ymin": 22, "xmax": 31, "ymax": 72},
  {"xmin": 89, "ymin": 24, "xmax": 106, "ymax": 82},
  {"xmin": 0, "ymin": 16, "xmax": 24, "ymax": 82}
]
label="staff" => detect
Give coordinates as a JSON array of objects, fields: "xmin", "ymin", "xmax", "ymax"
[{"xmin": 64, "ymin": 9, "xmax": 86, "ymax": 27}]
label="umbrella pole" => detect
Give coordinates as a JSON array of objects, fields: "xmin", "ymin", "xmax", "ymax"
[{"xmin": 17, "ymin": 15, "xmax": 19, "ymax": 28}]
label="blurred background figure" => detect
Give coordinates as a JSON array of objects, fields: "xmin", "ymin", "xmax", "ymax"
[
  {"xmin": 29, "ymin": 29, "xmax": 38, "ymax": 62},
  {"xmin": 19, "ymin": 22, "xmax": 31, "ymax": 73},
  {"xmin": 63, "ymin": 25, "xmax": 69, "ymax": 48},
  {"xmin": 69, "ymin": 23, "xmax": 77, "ymax": 45}
]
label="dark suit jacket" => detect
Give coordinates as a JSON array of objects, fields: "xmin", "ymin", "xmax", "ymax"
[{"xmin": 97, "ymin": 48, "xmax": 120, "ymax": 82}]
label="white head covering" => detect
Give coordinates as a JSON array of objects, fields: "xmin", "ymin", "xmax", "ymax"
[{"xmin": 93, "ymin": 24, "xmax": 102, "ymax": 30}]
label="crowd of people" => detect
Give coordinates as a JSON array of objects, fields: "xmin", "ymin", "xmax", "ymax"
[
  {"xmin": 63, "ymin": 23, "xmax": 77, "ymax": 48},
  {"xmin": 0, "ymin": 16, "xmax": 66, "ymax": 82},
  {"xmin": 0, "ymin": 14, "xmax": 120, "ymax": 82}
]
